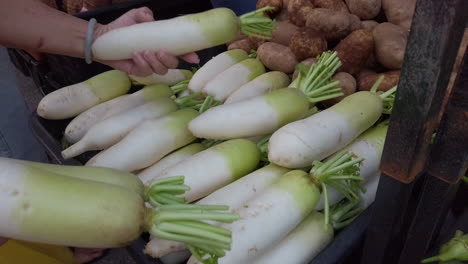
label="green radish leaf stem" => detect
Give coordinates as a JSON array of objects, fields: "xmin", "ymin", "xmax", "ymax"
[
  {"xmin": 175, "ymin": 92, "xmax": 204, "ymax": 108},
  {"xmin": 379, "ymin": 86, "xmax": 397, "ymax": 115},
  {"xmin": 463, "ymin": 176, "xmax": 468, "ymax": 184},
  {"xmin": 149, "ymin": 204, "xmax": 240, "ymax": 264},
  {"xmin": 309, "ymin": 151, "xmax": 364, "ymax": 229},
  {"xmin": 171, "ymin": 80, "xmax": 190, "ymax": 94},
  {"xmin": 248, "ymin": 49, "xmax": 257, "ymax": 59},
  {"xmin": 197, "ymin": 96, "xmax": 222, "ymax": 113},
  {"xmin": 239, "ymin": 7, "xmax": 276, "ymax": 39},
  {"xmin": 295, "ymin": 51, "xmax": 343, "ymax": 105},
  {"xmin": 329, "ymin": 199, "xmax": 363, "ymax": 230},
  {"xmin": 145, "ymin": 176, "xmax": 190, "ymax": 206},
  {"xmin": 145, "ymin": 176, "xmax": 240, "ymax": 264},
  {"xmin": 201, "ymin": 139, "xmax": 224, "ymax": 148},
  {"xmin": 421, "ymin": 230, "xmax": 468, "ymax": 263},
  {"xmin": 257, "ymin": 135, "xmax": 271, "ymax": 162}
]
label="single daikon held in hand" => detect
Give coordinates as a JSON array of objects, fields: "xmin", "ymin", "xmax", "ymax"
[{"xmin": 92, "ymin": 7, "xmax": 276, "ymax": 61}]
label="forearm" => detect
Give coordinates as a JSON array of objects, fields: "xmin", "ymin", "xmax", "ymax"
[{"xmin": 0, "ymin": 0, "xmax": 92, "ymax": 58}]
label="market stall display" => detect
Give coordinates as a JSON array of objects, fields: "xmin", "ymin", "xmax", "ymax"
[{"xmin": 4, "ymin": 0, "xmax": 467, "ymax": 263}]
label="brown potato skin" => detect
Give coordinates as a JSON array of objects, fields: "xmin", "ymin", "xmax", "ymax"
[
  {"xmin": 257, "ymin": 42, "xmax": 299, "ymax": 73},
  {"xmin": 361, "ymin": 20, "xmax": 378, "ymax": 31},
  {"xmin": 290, "ymin": 29, "xmax": 327, "ymax": 61},
  {"xmin": 293, "ymin": 57, "xmax": 318, "ymax": 80},
  {"xmin": 226, "ymin": 33, "xmax": 247, "ymax": 46},
  {"xmin": 257, "ymin": 0, "xmax": 284, "ymax": 16},
  {"xmin": 345, "ymin": 0, "xmax": 381, "ymax": 20},
  {"xmin": 382, "ymin": 0, "xmax": 416, "ymax": 31},
  {"xmin": 271, "ymin": 21, "xmax": 299, "ymax": 46},
  {"xmin": 288, "ymin": 0, "xmax": 315, "ymax": 26},
  {"xmin": 333, "ymin": 29, "xmax": 374, "ymax": 76},
  {"xmin": 348, "ymin": 14, "xmax": 362, "ymax": 31},
  {"xmin": 227, "ymin": 39, "xmax": 256, "ymax": 53},
  {"xmin": 305, "ymin": 8, "xmax": 351, "ymax": 40},
  {"xmin": 248, "ymin": 36, "xmax": 268, "ymax": 49},
  {"xmin": 276, "ymin": 8, "xmax": 290, "ymax": 21},
  {"xmin": 322, "ymin": 72, "xmax": 357, "ymax": 107},
  {"xmin": 358, "ymin": 70, "xmax": 400, "ymax": 91},
  {"xmin": 313, "ymin": 0, "xmax": 349, "ymax": 12},
  {"xmin": 373, "ymin": 22, "xmax": 408, "ymax": 69}
]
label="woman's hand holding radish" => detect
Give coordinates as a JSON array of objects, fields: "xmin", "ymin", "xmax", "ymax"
[{"xmin": 92, "ymin": 7, "xmax": 200, "ymax": 76}]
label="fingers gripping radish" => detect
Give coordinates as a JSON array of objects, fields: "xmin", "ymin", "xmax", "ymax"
[
  {"xmin": 62, "ymin": 98, "xmax": 179, "ymax": 159},
  {"xmin": 145, "ymin": 164, "xmax": 290, "ymax": 258},
  {"xmin": 64, "ymin": 94, "xmax": 130, "ymax": 143},
  {"xmin": 202, "ymin": 58, "xmax": 266, "ymax": 101},
  {"xmin": 268, "ymin": 81, "xmax": 396, "ymax": 169},
  {"xmin": 0, "ymin": 157, "xmax": 239, "ymax": 264},
  {"xmin": 92, "ymin": 8, "xmax": 276, "ymax": 61},
  {"xmin": 64, "ymin": 84, "xmax": 173, "ymax": 143},
  {"xmin": 85, "ymin": 109, "xmax": 199, "ymax": 172},
  {"xmin": 225, "ymin": 71, "xmax": 290, "ymax": 104},
  {"xmin": 130, "ymin": 69, "xmax": 193, "ymax": 86},
  {"xmin": 37, "ymin": 70, "xmax": 131, "ymax": 120},
  {"xmin": 147, "ymin": 139, "xmax": 261, "ymax": 202},
  {"xmin": 189, "ymin": 88, "xmax": 309, "ymax": 140},
  {"xmin": 188, "ymin": 49, "xmax": 249, "ymax": 93},
  {"xmin": 138, "ymin": 143, "xmax": 207, "ymax": 185}
]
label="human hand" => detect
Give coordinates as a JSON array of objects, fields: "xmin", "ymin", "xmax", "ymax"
[{"xmin": 92, "ymin": 7, "xmax": 199, "ymax": 76}]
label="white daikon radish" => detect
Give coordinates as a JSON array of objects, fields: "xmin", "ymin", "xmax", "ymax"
[
  {"xmin": 37, "ymin": 70, "xmax": 131, "ymax": 120},
  {"xmin": 62, "ymin": 98, "xmax": 178, "ymax": 159}
]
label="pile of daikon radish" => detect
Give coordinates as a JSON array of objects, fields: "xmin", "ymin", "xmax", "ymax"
[
  {"xmin": 4, "ymin": 4, "xmax": 400, "ymax": 263},
  {"xmin": 32, "ymin": 41, "xmax": 396, "ymax": 263}
]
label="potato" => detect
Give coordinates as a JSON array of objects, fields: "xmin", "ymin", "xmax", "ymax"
[
  {"xmin": 358, "ymin": 70, "xmax": 400, "ymax": 91},
  {"xmin": 293, "ymin": 57, "xmax": 318, "ymax": 80},
  {"xmin": 322, "ymin": 72, "xmax": 357, "ymax": 107},
  {"xmin": 226, "ymin": 32, "xmax": 247, "ymax": 46},
  {"xmin": 271, "ymin": 21, "xmax": 299, "ymax": 46},
  {"xmin": 288, "ymin": 0, "xmax": 315, "ymax": 26},
  {"xmin": 257, "ymin": 42, "xmax": 299, "ymax": 73},
  {"xmin": 276, "ymin": 8, "xmax": 290, "ymax": 21},
  {"xmin": 257, "ymin": 0, "xmax": 283, "ymax": 16},
  {"xmin": 333, "ymin": 29, "xmax": 374, "ymax": 76},
  {"xmin": 361, "ymin": 20, "xmax": 378, "ymax": 31},
  {"xmin": 290, "ymin": 28, "xmax": 327, "ymax": 61},
  {"xmin": 373, "ymin": 22, "xmax": 408, "ymax": 69},
  {"xmin": 313, "ymin": 0, "xmax": 349, "ymax": 12},
  {"xmin": 305, "ymin": 8, "xmax": 352, "ymax": 40},
  {"xmin": 348, "ymin": 14, "xmax": 362, "ymax": 31},
  {"xmin": 357, "ymin": 69, "xmax": 376, "ymax": 80},
  {"xmin": 228, "ymin": 38, "xmax": 256, "ymax": 53},
  {"xmin": 345, "ymin": 0, "xmax": 381, "ymax": 20},
  {"xmin": 248, "ymin": 36, "xmax": 268, "ymax": 49},
  {"xmin": 382, "ymin": 0, "xmax": 416, "ymax": 31}
]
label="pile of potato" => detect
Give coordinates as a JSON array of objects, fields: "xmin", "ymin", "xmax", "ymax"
[{"xmin": 228, "ymin": 0, "xmax": 416, "ymax": 105}]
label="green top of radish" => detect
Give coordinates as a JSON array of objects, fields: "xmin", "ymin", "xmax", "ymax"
[
  {"xmin": 421, "ymin": 230, "xmax": 468, "ymax": 263},
  {"xmin": 239, "ymin": 7, "xmax": 276, "ymax": 39},
  {"xmin": 307, "ymin": 150, "xmax": 365, "ymax": 229},
  {"xmin": 292, "ymin": 51, "xmax": 343, "ymax": 104},
  {"xmin": 144, "ymin": 176, "xmax": 240, "ymax": 264}
]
